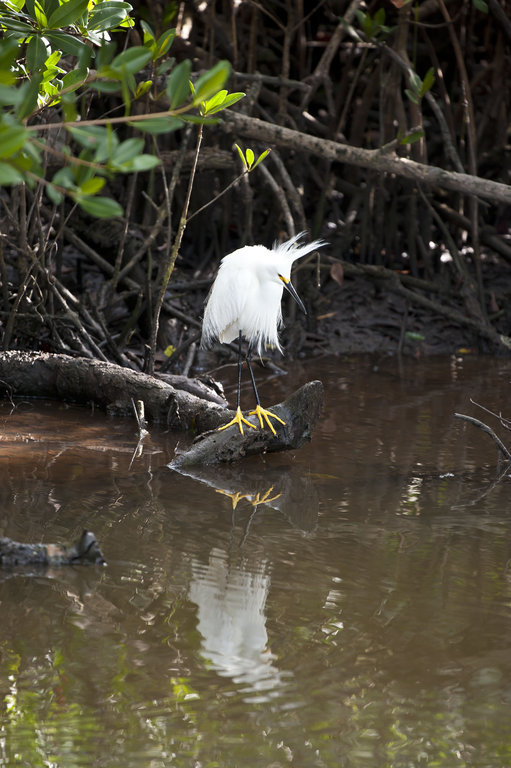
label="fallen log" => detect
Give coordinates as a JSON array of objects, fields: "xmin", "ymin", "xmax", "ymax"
[
  {"xmin": 0, "ymin": 530, "xmax": 106, "ymax": 567},
  {"xmin": 169, "ymin": 380, "xmax": 324, "ymax": 466},
  {"xmin": 0, "ymin": 352, "xmax": 323, "ymax": 462},
  {"xmin": 0, "ymin": 351, "xmax": 227, "ymax": 431}
]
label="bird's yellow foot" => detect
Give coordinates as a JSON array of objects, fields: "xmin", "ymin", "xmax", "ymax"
[
  {"xmin": 249, "ymin": 404, "xmax": 286, "ymax": 436},
  {"xmin": 218, "ymin": 406, "xmax": 257, "ymax": 435}
]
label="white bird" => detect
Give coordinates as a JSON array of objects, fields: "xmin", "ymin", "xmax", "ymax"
[{"xmin": 201, "ymin": 232, "xmax": 326, "ymax": 435}]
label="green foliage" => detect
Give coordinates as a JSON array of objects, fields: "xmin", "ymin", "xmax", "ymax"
[
  {"xmin": 235, "ymin": 144, "xmax": 271, "ymax": 172},
  {"xmin": 0, "ymin": 0, "xmax": 246, "ymax": 217},
  {"xmin": 355, "ymin": 8, "xmax": 392, "ymax": 41},
  {"xmin": 405, "ymin": 66, "xmax": 435, "ymax": 105}
]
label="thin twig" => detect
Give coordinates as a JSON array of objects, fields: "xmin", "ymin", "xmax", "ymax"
[{"xmin": 454, "ymin": 413, "xmax": 511, "ymax": 461}]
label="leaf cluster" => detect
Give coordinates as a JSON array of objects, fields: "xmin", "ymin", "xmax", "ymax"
[{"xmin": 0, "ymin": 0, "xmax": 246, "ymax": 217}]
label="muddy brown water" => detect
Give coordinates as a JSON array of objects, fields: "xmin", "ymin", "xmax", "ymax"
[{"xmin": 1, "ymin": 354, "xmax": 511, "ymax": 767}]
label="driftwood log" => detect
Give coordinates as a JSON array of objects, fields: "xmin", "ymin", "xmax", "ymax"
[
  {"xmin": 170, "ymin": 380, "xmax": 323, "ymax": 466},
  {"xmin": 0, "ymin": 530, "xmax": 105, "ymax": 567},
  {"xmin": 0, "ymin": 350, "xmax": 228, "ymax": 432},
  {"xmin": 0, "ymin": 352, "xmax": 324, "ymax": 462}
]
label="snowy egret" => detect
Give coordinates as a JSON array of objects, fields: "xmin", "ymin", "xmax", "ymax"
[{"xmin": 201, "ymin": 232, "xmax": 326, "ymax": 435}]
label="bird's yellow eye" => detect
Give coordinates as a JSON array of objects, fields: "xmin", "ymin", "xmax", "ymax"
[{"xmin": 278, "ymin": 274, "xmax": 290, "ymax": 285}]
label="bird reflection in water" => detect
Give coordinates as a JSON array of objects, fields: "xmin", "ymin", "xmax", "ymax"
[
  {"xmin": 183, "ymin": 465, "xmax": 319, "ymax": 699},
  {"xmin": 188, "ymin": 547, "xmax": 287, "ymax": 700}
]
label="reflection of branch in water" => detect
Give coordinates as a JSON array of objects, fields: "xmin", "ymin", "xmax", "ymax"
[
  {"xmin": 452, "ymin": 462, "xmax": 511, "ymax": 510},
  {"xmin": 172, "ymin": 463, "xmax": 319, "ymax": 532}
]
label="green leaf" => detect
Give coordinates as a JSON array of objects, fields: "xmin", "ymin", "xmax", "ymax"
[
  {"xmin": 76, "ymin": 194, "xmax": 123, "ymax": 218},
  {"xmin": 68, "ymin": 124, "xmax": 109, "ymax": 149},
  {"xmin": 179, "ymin": 114, "xmax": 218, "ymax": 125},
  {"xmin": 0, "ymin": 37, "xmax": 22, "ymax": 73},
  {"xmin": 203, "ymin": 89, "xmax": 227, "ymax": 112},
  {"xmin": 140, "ymin": 19, "xmax": 155, "ymax": 44},
  {"xmin": 79, "ymin": 176, "xmax": 105, "ymax": 195},
  {"xmin": 16, "ymin": 73, "xmax": 42, "ymax": 119},
  {"xmin": 1, "ymin": 17, "xmax": 35, "ymax": 34},
  {"xmin": 46, "ymin": 31, "xmax": 90, "ymax": 57},
  {"xmin": 399, "ymin": 129, "xmax": 424, "ymax": 145},
  {"xmin": 112, "ymin": 137, "xmax": 144, "ymax": 165},
  {"xmin": 0, "ymin": 161, "xmax": 24, "ymax": 185},
  {"xmin": 45, "ymin": 49, "xmax": 62, "ymax": 69},
  {"xmin": 92, "ymin": 80, "xmax": 122, "ymax": 93},
  {"xmin": 135, "ymin": 79, "xmax": 152, "ymax": 98},
  {"xmin": 52, "ymin": 166, "xmax": 75, "ymax": 189},
  {"xmin": 251, "ymin": 147, "xmax": 271, "ymax": 169},
  {"xmin": 408, "ymin": 70, "xmax": 421, "ymax": 93},
  {"xmin": 192, "ymin": 60, "xmax": 230, "ymax": 104},
  {"xmin": 404, "ymin": 88, "xmax": 418, "ymax": 105},
  {"xmin": 166, "ymin": 59, "xmax": 191, "ymax": 108},
  {"xmin": 25, "ymin": 0, "xmax": 48, "ymax": 29},
  {"xmin": 0, "ymin": 84, "xmax": 21, "ymax": 105},
  {"xmin": 472, "ymin": 0, "xmax": 488, "ymax": 11},
  {"xmin": 234, "ymin": 143, "xmax": 248, "ymax": 170},
  {"xmin": 111, "ymin": 46, "xmax": 152, "ymax": 74},
  {"xmin": 26, "ymin": 35, "xmax": 50, "ymax": 70},
  {"xmin": 117, "ymin": 154, "xmax": 160, "ymax": 172},
  {"xmin": 47, "ymin": 0, "xmax": 89, "ymax": 29},
  {"xmin": 60, "ymin": 90, "xmax": 77, "ymax": 121},
  {"xmin": 46, "ymin": 182, "xmax": 63, "ymax": 204},
  {"xmin": 61, "ymin": 67, "xmax": 88, "ymax": 91},
  {"xmin": 87, "ymin": 2, "xmax": 132, "ymax": 32},
  {"xmin": 130, "ymin": 116, "xmax": 184, "ymax": 134},
  {"xmin": 421, "ymin": 67, "xmax": 435, "ymax": 95},
  {"xmin": 374, "ymin": 8, "xmax": 386, "ymax": 26},
  {"xmin": 245, "ymin": 147, "xmax": 254, "ymax": 168},
  {"xmin": 157, "ymin": 57, "xmax": 175, "ymax": 76},
  {"xmin": 203, "ymin": 90, "xmax": 245, "ymax": 115},
  {"xmin": 154, "ymin": 28, "xmax": 175, "ymax": 59}
]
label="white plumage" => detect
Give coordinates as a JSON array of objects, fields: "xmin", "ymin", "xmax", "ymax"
[
  {"xmin": 201, "ymin": 232, "xmax": 325, "ymax": 355},
  {"xmin": 200, "ymin": 232, "xmax": 326, "ymax": 435}
]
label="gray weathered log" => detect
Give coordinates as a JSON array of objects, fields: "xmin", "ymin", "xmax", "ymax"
[
  {"xmin": 0, "ymin": 351, "xmax": 227, "ymax": 431},
  {"xmin": 221, "ymin": 110, "xmax": 511, "ymax": 206},
  {"xmin": 0, "ymin": 530, "xmax": 105, "ymax": 567},
  {"xmin": 170, "ymin": 380, "xmax": 323, "ymax": 466}
]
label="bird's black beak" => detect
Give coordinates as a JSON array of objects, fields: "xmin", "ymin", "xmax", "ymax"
[{"xmin": 281, "ymin": 276, "xmax": 307, "ymax": 315}]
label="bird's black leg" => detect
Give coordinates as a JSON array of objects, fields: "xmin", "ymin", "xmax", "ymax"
[
  {"xmin": 246, "ymin": 342, "xmax": 261, "ymax": 408},
  {"xmin": 236, "ymin": 330, "xmax": 243, "ymax": 410},
  {"xmin": 218, "ymin": 330, "xmax": 256, "ymax": 435},
  {"xmin": 247, "ymin": 345, "xmax": 286, "ymax": 436}
]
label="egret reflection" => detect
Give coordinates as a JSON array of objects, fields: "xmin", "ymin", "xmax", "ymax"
[{"xmin": 189, "ymin": 548, "xmax": 286, "ymax": 699}]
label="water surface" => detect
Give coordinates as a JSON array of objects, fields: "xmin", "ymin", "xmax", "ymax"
[{"xmin": 1, "ymin": 354, "xmax": 511, "ymax": 767}]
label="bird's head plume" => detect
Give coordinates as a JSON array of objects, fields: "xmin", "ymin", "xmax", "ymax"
[{"xmin": 272, "ymin": 232, "xmax": 327, "ymax": 264}]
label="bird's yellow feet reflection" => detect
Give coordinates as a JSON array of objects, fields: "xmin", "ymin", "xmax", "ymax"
[
  {"xmin": 249, "ymin": 404, "xmax": 286, "ymax": 436},
  {"xmin": 216, "ymin": 485, "xmax": 282, "ymax": 510},
  {"xmin": 218, "ymin": 406, "xmax": 257, "ymax": 435},
  {"xmin": 215, "ymin": 489, "xmax": 251, "ymax": 510},
  {"xmin": 250, "ymin": 485, "xmax": 282, "ymax": 506}
]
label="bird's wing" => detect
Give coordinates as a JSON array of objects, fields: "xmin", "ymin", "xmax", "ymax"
[{"xmin": 201, "ymin": 262, "xmax": 250, "ymax": 347}]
